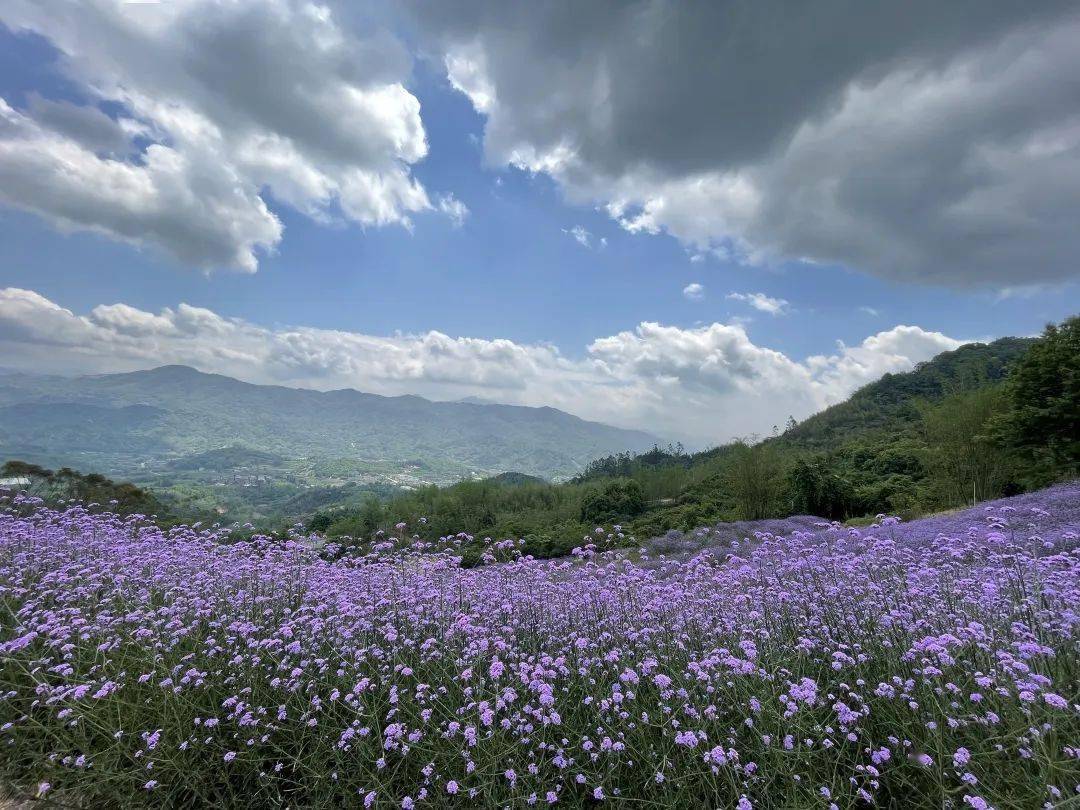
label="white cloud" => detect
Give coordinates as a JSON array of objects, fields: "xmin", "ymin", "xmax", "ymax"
[
  {"xmin": 806, "ymin": 326, "xmax": 964, "ymax": 396},
  {"xmin": 682, "ymin": 283, "xmax": 705, "ymax": 301},
  {"xmin": 859, "ymin": 306, "xmax": 881, "ymax": 317},
  {"xmin": 418, "ymin": 3, "xmax": 1080, "ymax": 286},
  {"xmin": 0, "ymin": 287, "xmax": 967, "ymax": 445},
  {"xmin": 563, "ymin": 225, "xmax": 592, "ymax": 248},
  {"xmin": 0, "ymin": 99, "xmax": 282, "ymax": 272},
  {"xmin": 436, "ymin": 194, "xmax": 470, "ymax": 228},
  {"xmin": 726, "ymin": 291, "xmax": 789, "ymax": 316},
  {"xmin": 0, "ymin": 0, "xmax": 458, "ymax": 271},
  {"xmin": 445, "ymin": 44, "xmax": 496, "ymax": 114}
]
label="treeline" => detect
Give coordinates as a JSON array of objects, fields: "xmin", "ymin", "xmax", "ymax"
[
  {"xmin": 307, "ymin": 316, "xmax": 1077, "ymax": 558},
  {"xmin": 0, "ymin": 460, "xmax": 167, "ymax": 517}
]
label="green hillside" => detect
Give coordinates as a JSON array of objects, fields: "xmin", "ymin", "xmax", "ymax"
[
  {"xmin": 304, "ymin": 319, "xmax": 1076, "ymax": 558},
  {"xmin": 780, "ymin": 337, "xmax": 1034, "ymax": 449}
]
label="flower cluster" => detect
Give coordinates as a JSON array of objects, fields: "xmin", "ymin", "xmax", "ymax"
[{"xmin": 0, "ymin": 483, "xmax": 1078, "ymax": 807}]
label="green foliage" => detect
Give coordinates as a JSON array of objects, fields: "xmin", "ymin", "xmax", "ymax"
[
  {"xmin": 993, "ymin": 315, "xmax": 1080, "ymax": 484},
  {"xmin": 485, "ymin": 471, "xmax": 548, "ymax": 487},
  {"xmin": 780, "ymin": 337, "xmax": 1034, "ymax": 449},
  {"xmin": 165, "ymin": 446, "xmax": 286, "ymax": 471},
  {"xmin": 761, "ymin": 336, "xmax": 1050, "ymax": 520},
  {"xmin": 786, "ymin": 456, "xmax": 856, "ymax": 520},
  {"xmin": 580, "ymin": 478, "xmax": 646, "ymax": 524},
  {"xmin": 574, "ymin": 443, "xmax": 689, "ymax": 481},
  {"xmin": 6, "ymin": 322, "xmax": 1074, "ymax": 553},
  {"xmin": 723, "ymin": 441, "xmax": 786, "ymax": 520},
  {"xmin": 322, "ymin": 497, "xmax": 386, "ymax": 542},
  {"xmin": 0, "ymin": 460, "xmax": 52, "ymax": 480},
  {"xmin": 310, "ymin": 474, "xmax": 620, "ymax": 560},
  {"xmin": 920, "ymin": 385, "xmax": 1015, "ymax": 507},
  {"xmin": 1, "ymin": 460, "xmax": 166, "ymax": 517}
]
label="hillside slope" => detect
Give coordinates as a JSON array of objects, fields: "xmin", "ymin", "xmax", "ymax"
[
  {"xmin": 555, "ymin": 336, "xmax": 1047, "ymax": 538},
  {"xmin": 574, "ymin": 337, "xmax": 1035, "ymax": 485},
  {"xmin": 778, "ymin": 337, "xmax": 1035, "ymax": 450}
]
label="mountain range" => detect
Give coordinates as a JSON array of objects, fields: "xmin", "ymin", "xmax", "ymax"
[{"xmin": 0, "ymin": 365, "xmax": 656, "ymax": 483}]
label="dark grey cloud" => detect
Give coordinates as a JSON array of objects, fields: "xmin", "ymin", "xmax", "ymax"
[
  {"xmin": 409, "ymin": 0, "xmax": 1080, "ymax": 286},
  {"xmin": 25, "ymin": 94, "xmax": 131, "ymax": 156}
]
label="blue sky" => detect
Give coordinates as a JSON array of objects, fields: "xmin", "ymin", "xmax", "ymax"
[{"xmin": 0, "ymin": 3, "xmax": 1077, "ymax": 444}]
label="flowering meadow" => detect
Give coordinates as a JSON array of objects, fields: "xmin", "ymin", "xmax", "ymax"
[{"xmin": 1, "ymin": 484, "xmax": 1079, "ymax": 808}]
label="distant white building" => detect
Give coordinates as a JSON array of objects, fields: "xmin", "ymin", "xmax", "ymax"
[{"xmin": 0, "ymin": 476, "xmax": 31, "ymax": 488}]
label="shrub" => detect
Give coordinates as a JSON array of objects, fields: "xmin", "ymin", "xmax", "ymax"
[{"xmin": 580, "ymin": 478, "xmax": 645, "ymax": 524}]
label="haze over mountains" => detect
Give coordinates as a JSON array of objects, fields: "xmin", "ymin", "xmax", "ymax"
[{"xmin": 0, "ymin": 365, "xmax": 657, "ymax": 484}]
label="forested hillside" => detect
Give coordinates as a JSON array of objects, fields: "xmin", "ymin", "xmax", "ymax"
[
  {"xmin": 779, "ymin": 337, "xmax": 1033, "ymax": 448},
  {"xmin": 303, "ymin": 318, "xmax": 1076, "ymax": 559}
]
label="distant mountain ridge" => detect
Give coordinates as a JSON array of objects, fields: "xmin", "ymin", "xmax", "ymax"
[{"xmin": 0, "ymin": 365, "xmax": 658, "ymax": 481}]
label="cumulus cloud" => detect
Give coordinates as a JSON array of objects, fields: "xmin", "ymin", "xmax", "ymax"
[
  {"xmin": 806, "ymin": 326, "xmax": 965, "ymax": 396},
  {"xmin": 0, "ymin": 0, "xmax": 458, "ymax": 271},
  {"xmin": 682, "ymin": 283, "xmax": 704, "ymax": 301},
  {"xmin": 445, "ymin": 43, "xmax": 496, "ymax": 114},
  {"xmin": 0, "ymin": 287, "xmax": 966, "ymax": 445},
  {"xmin": 412, "ymin": 1, "xmax": 1080, "ymax": 286},
  {"xmin": 0, "ymin": 99, "xmax": 282, "ymax": 272}
]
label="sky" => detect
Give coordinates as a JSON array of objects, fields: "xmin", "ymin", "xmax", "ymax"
[{"xmin": 0, "ymin": 1, "xmax": 1077, "ymax": 446}]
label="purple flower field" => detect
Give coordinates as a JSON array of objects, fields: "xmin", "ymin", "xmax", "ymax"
[
  {"xmin": 2, "ymin": 484, "xmax": 1079, "ymax": 808},
  {"xmin": 646, "ymin": 483, "xmax": 1080, "ymax": 562}
]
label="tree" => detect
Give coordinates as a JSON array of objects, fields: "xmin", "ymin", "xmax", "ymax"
[
  {"xmin": 580, "ymin": 479, "xmax": 645, "ymax": 524},
  {"xmin": 308, "ymin": 512, "xmax": 334, "ymax": 532},
  {"xmin": 1, "ymin": 459, "xmax": 163, "ymax": 515},
  {"xmin": 725, "ymin": 440, "xmax": 784, "ymax": 520},
  {"xmin": 786, "ymin": 456, "xmax": 855, "ymax": 519},
  {"xmin": 994, "ymin": 316, "xmax": 1079, "ymax": 483},
  {"xmin": 921, "ymin": 386, "xmax": 1013, "ymax": 507},
  {"xmin": 1, "ymin": 460, "xmax": 53, "ymax": 480}
]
